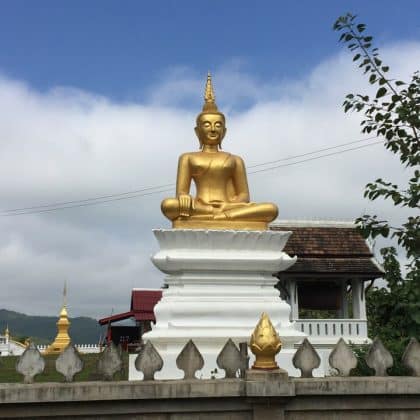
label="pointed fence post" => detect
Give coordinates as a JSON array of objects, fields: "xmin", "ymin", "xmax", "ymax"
[
  {"xmin": 56, "ymin": 344, "xmax": 84, "ymax": 382},
  {"xmin": 329, "ymin": 338, "xmax": 357, "ymax": 376},
  {"xmin": 16, "ymin": 341, "xmax": 45, "ymax": 384},
  {"xmin": 176, "ymin": 340, "xmax": 204, "ymax": 379},
  {"xmin": 293, "ymin": 338, "xmax": 321, "ymax": 378},
  {"xmin": 97, "ymin": 342, "xmax": 123, "ymax": 381},
  {"xmin": 216, "ymin": 339, "xmax": 243, "ymax": 378},
  {"xmin": 365, "ymin": 337, "xmax": 393, "ymax": 376},
  {"xmin": 134, "ymin": 341, "xmax": 164, "ymax": 380},
  {"xmin": 402, "ymin": 337, "xmax": 420, "ymax": 376}
]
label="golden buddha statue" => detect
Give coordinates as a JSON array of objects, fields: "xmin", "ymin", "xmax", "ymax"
[{"xmin": 161, "ymin": 73, "xmax": 278, "ymax": 230}]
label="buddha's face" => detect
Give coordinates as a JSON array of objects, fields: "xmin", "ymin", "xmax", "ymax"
[{"xmin": 195, "ymin": 113, "xmax": 226, "ymax": 147}]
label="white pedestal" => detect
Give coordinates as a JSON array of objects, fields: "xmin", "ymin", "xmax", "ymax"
[{"xmin": 129, "ymin": 229, "xmax": 306, "ymax": 380}]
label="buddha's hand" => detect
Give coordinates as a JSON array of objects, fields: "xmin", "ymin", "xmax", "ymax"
[{"xmin": 178, "ymin": 194, "xmax": 193, "ymax": 217}]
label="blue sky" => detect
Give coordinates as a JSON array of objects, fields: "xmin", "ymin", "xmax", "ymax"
[
  {"xmin": 1, "ymin": 1, "xmax": 419, "ymax": 101},
  {"xmin": 0, "ymin": 2, "xmax": 419, "ymax": 317}
]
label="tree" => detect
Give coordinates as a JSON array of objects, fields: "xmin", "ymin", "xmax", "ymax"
[{"xmin": 333, "ymin": 14, "xmax": 420, "ymax": 366}]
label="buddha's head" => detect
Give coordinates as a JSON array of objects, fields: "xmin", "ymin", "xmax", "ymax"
[{"xmin": 195, "ymin": 73, "xmax": 226, "ymax": 149}]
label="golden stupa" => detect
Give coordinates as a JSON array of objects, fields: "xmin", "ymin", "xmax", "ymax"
[{"xmin": 44, "ymin": 282, "xmax": 71, "ymax": 355}]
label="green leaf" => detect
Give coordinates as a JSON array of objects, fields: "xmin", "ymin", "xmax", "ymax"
[
  {"xmin": 369, "ymin": 74, "xmax": 376, "ymax": 84},
  {"xmin": 344, "ymin": 102, "xmax": 352, "ymax": 112},
  {"xmin": 376, "ymin": 87, "xmax": 387, "ymax": 98},
  {"xmin": 381, "ymin": 226, "xmax": 390, "ymax": 237},
  {"xmin": 353, "ymin": 53, "xmax": 361, "ymax": 61},
  {"xmin": 382, "ymin": 66, "xmax": 389, "ymax": 73},
  {"xmin": 410, "ymin": 312, "xmax": 420, "ymax": 325}
]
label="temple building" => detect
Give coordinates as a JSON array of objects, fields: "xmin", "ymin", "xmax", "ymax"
[
  {"xmin": 272, "ymin": 220, "xmax": 384, "ymax": 346},
  {"xmin": 0, "ymin": 326, "xmax": 26, "ymax": 357},
  {"xmin": 99, "ymin": 289, "xmax": 162, "ymax": 351},
  {"xmin": 123, "ymin": 76, "xmax": 385, "ymax": 377},
  {"xmin": 99, "ymin": 220, "xmax": 383, "ymax": 351}
]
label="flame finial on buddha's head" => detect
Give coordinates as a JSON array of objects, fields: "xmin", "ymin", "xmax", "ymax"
[{"xmin": 202, "ymin": 72, "xmax": 218, "ymax": 112}]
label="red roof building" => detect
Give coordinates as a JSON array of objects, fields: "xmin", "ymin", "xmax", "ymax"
[{"xmin": 98, "ymin": 289, "xmax": 162, "ymax": 349}]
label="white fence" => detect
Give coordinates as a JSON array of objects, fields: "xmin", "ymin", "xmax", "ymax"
[
  {"xmin": 37, "ymin": 344, "xmax": 102, "ymax": 354},
  {"xmin": 295, "ymin": 319, "xmax": 368, "ymax": 341}
]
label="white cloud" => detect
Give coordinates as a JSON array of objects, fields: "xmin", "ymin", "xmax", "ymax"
[{"xmin": 0, "ymin": 41, "xmax": 418, "ymax": 318}]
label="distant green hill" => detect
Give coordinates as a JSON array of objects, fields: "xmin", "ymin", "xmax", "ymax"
[{"xmin": 0, "ymin": 309, "xmax": 104, "ymax": 345}]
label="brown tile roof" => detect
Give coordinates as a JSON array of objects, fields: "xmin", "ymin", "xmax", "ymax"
[
  {"xmin": 270, "ymin": 223, "xmax": 383, "ymax": 277},
  {"xmin": 271, "ymin": 225, "xmax": 372, "ymax": 257},
  {"xmin": 286, "ymin": 258, "xmax": 382, "ymax": 275}
]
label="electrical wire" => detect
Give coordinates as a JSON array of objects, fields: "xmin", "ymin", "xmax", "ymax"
[
  {"xmin": 249, "ymin": 140, "xmax": 383, "ymax": 175},
  {"xmin": 247, "ymin": 136, "xmax": 378, "ymax": 168},
  {"xmin": 0, "ymin": 136, "xmax": 383, "ymax": 216},
  {"xmin": 2, "ymin": 136, "xmax": 378, "ymax": 214},
  {"xmin": 2, "ymin": 183, "xmax": 176, "ymax": 213},
  {"xmin": 1, "ymin": 188, "xmax": 174, "ymax": 216}
]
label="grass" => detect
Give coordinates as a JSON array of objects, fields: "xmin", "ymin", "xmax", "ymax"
[{"xmin": 0, "ymin": 352, "xmax": 129, "ymax": 383}]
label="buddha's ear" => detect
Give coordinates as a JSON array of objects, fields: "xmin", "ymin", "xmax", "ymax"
[
  {"xmin": 219, "ymin": 128, "xmax": 226, "ymax": 149},
  {"xmin": 195, "ymin": 126, "xmax": 203, "ymax": 149}
]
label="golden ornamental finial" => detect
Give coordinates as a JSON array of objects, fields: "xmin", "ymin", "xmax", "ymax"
[
  {"xmin": 249, "ymin": 312, "xmax": 282, "ymax": 370},
  {"xmin": 202, "ymin": 72, "xmax": 218, "ymax": 112}
]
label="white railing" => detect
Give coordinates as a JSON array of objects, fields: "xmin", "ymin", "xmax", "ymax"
[
  {"xmin": 75, "ymin": 344, "xmax": 102, "ymax": 354},
  {"xmin": 37, "ymin": 344, "xmax": 102, "ymax": 354},
  {"xmin": 294, "ymin": 319, "xmax": 368, "ymax": 339}
]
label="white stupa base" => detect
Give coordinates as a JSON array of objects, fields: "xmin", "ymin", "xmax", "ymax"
[{"xmin": 129, "ymin": 229, "xmax": 306, "ymax": 380}]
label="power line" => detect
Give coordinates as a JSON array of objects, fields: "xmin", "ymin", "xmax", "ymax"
[
  {"xmin": 1, "ymin": 136, "xmax": 382, "ymax": 217},
  {"xmin": 247, "ymin": 136, "xmax": 378, "ymax": 168},
  {"xmin": 248, "ymin": 140, "xmax": 383, "ymax": 175},
  {"xmin": 1, "ymin": 188, "xmax": 174, "ymax": 216},
  {"xmin": 1, "ymin": 136, "xmax": 377, "ymax": 214},
  {"xmin": 2, "ymin": 183, "xmax": 175, "ymax": 213}
]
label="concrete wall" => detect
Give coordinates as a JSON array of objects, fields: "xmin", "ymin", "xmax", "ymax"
[{"xmin": 1, "ymin": 374, "xmax": 419, "ymax": 419}]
